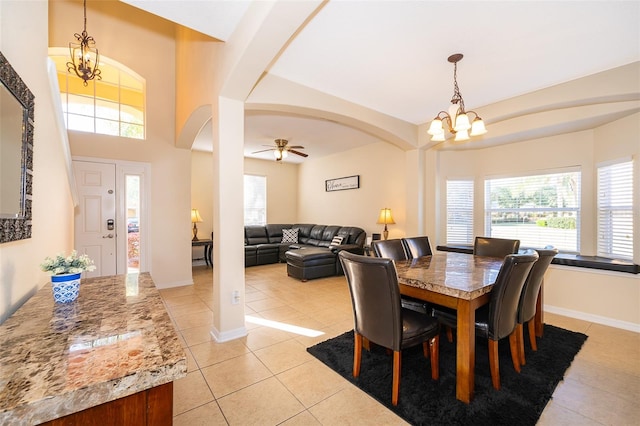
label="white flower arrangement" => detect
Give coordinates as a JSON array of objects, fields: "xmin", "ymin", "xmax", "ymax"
[{"xmin": 40, "ymin": 250, "xmax": 97, "ymax": 275}]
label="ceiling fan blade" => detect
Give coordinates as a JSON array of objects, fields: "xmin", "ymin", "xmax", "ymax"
[
  {"xmin": 251, "ymin": 148, "xmax": 275, "ymax": 154},
  {"xmin": 288, "ymin": 145, "xmax": 304, "ymax": 149},
  {"xmin": 289, "ymin": 149, "xmax": 308, "ymax": 157}
]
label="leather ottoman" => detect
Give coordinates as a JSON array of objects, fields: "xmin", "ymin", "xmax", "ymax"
[{"xmin": 285, "ymin": 248, "xmax": 337, "ymax": 281}]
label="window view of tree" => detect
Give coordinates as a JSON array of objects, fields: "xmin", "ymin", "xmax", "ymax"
[{"xmin": 485, "ymin": 171, "xmax": 581, "ymax": 251}]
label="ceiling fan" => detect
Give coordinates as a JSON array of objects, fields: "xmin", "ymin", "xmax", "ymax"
[{"xmin": 251, "ymin": 139, "xmax": 308, "ymax": 162}]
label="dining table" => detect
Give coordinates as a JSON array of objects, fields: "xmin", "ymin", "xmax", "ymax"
[{"xmin": 394, "ymin": 251, "xmax": 545, "ymax": 404}]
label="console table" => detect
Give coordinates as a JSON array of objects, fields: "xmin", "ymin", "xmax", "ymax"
[
  {"xmin": 0, "ymin": 273, "xmax": 187, "ymax": 425},
  {"xmin": 192, "ymin": 239, "xmax": 213, "ymax": 267}
]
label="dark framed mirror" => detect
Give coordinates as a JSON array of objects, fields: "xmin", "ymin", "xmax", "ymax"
[{"xmin": 0, "ymin": 52, "xmax": 35, "ymax": 243}]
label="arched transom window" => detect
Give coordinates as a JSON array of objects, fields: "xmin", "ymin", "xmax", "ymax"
[{"xmin": 49, "ymin": 48, "xmax": 145, "ymax": 139}]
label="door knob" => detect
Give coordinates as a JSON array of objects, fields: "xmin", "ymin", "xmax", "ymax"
[{"xmin": 102, "ymin": 233, "xmax": 114, "ymax": 239}]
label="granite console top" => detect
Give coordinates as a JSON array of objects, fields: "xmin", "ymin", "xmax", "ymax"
[{"xmin": 0, "ymin": 273, "xmax": 187, "ymax": 425}]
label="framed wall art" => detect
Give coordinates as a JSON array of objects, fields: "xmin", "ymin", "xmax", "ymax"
[{"xmin": 325, "ymin": 175, "xmax": 359, "ymax": 192}]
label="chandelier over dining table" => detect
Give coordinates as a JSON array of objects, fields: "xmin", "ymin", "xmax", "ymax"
[{"xmin": 427, "ymin": 53, "xmax": 487, "ymax": 142}]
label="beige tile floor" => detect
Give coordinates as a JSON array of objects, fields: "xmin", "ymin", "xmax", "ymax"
[{"xmin": 160, "ymin": 264, "xmax": 640, "ymax": 425}]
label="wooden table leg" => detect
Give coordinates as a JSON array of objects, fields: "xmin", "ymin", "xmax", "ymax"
[
  {"xmin": 456, "ymin": 299, "xmax": 475, "ymax": 403},
  {"xmin": 535, "ymin": 280, "xmax": 544, "ymax": 337}
]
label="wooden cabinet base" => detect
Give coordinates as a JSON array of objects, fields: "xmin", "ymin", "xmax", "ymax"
[{"xmin": 39, "ymin": 382, "xmax": 173, "ymax": 426}]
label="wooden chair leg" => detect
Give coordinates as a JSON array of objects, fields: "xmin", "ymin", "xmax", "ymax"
[
  {"xmin": 516, "ymin": 323, "xmax": 526, "ymax": 366},
  {"xmin": 509, "ymin": 331, "xmax": 521, "ymax": 373},
  {"xmin": 488, "ymin": 339, "xmax": 500, "ymax": 390},
  {"xmin": 392, "ymin": 350, "xmax": 401, "ymax": 406},
  {"xmin": 353, "ymin": 333, "xmax": 362, "ymax": 377},
  {"xmin": 422, "ymin": 341, "xmax": 430, "ymax": 358},
  {"xmin": 430, "ymin": 335, "xmax": 439, "ymax": 380},
  {"xmin": 363, "ymin": 337, "xmax": 371, "ymax": 351},
  {"xmin": 446, "ymin": 326, "xmax": 453, "ymax": 343},
  {"xmin": 528, "ymin": 320, "xmax": 538, "ymax": 351}
]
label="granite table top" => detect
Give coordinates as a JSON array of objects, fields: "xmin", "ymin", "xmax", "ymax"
[
  {"xmin": 395, "ymin": 252, "xmax": 505, "ymax": 300},
  {"xmin": 0, "ymin": 273, "xmax": 187, "ymax": 425}
]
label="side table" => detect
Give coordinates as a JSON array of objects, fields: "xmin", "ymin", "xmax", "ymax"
[{"xmin": 192, "ymin": 239, "xmax": 213, "ymax": 267}]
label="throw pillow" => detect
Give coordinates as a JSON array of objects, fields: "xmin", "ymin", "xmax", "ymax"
[
  {"xmin": 282, "ymin": 228, "xmax": 299, "ymax": 243},
  {"xmin": 329, "ymin": 235, "xmax": 344, "ymax": 247}
]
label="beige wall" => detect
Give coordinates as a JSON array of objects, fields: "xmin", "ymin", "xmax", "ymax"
[
  {"xmin": 50, "ymin": 0, "xmax": 193, "ymax": 288},
  {"xmin": 298, "ymin": 141, "xmax": 408, "ymax": 239},
  {"xmin": 0, "ymin": 0, "xmax": 76, "ymax": 323},
  {"xmin": 245, "ymin": 157, "xmax": 299, "ymax": 224}
]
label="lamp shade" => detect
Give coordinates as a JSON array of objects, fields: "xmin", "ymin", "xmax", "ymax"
[
  {"xmin": 376, "ymin": 208, "xmax": 396, "ymax": 225},
  {"xmin": 191, "ymin": 209, "xmax": 203, "ymax": 223},
  {"xmin": 470, "ymin": 117, "xmax": 487, "ymax": 136},
  {"xmin": 427, "ymin": 118, "xmax": 444, "ymax": 136},
  {"xmin": 454, "ymin": 129, "xmax": 470, "ymax": 142},
  {"xmin": 453, "ymin": 112, "xmax": 471, "ymax": 132}
]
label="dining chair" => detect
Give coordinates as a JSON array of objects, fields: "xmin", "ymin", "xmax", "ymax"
[
  {"xmin": 516, "ymin": 247, "xmax": 558, "ymax": 365},
  {"xmin": 372, "ymin": 239, "xmax": 429, "ymax": 314},
  {"xmin": 401, "ymin": 236, "xmax": 433, "ymax": 258},
  {"xmin": 338, "ymin": 251, "xmax": 440, "ymax": 406},
  {"xmin": 473, "ymin": 236, "xmax": 520, "ymax": 258},
  {"xmin": 371, "ymin": 238, "xmax": 409, "ymax": 259},
  {"xmin": 432, "ymin": 252, "xmax": 539, "ymax": 390},
  {"xmin": 439, "ymin": 237, "xmax": 522, "ymax": 343}
]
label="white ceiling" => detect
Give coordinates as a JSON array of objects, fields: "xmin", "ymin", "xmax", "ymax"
[{"xmin": 124, "ymin": 0, "xmax": 640, "ymax": 163}]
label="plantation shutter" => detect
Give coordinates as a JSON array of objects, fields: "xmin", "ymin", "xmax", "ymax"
[
  {"xmin": 597, "ymin": 160, "xmax": 633, "ymax": 259},
  {"xmin": 446, "ymin": 180, "xmax": 474, "ymax": 244}
]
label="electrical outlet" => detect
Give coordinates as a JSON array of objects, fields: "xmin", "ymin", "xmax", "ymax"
[{"xmin": 232, "ymin": 290, "xmax": 240, "ymax": 305}]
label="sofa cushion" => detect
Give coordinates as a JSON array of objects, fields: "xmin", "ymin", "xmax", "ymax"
[
  {"xmin": 306, "ymin": 225, "xmax": 327, "ymax": 246},
  {"xmin": 245, "ymin": 226, "xmax": 269, "ymax": 245},
  {"xmin": 282, "ymin": 228, "xmax": 299, "ymax": 243},
  {"xmin": 292, "ymin": 224, "xmax": 315, "ymax": 244},
  {"xmin": 266, "ymin": 224, "xmax": 293, "ymax": 243}
]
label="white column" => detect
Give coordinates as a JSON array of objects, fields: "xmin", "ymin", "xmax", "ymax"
[{"xmin": 210, "ymin": 96, "xmax": 246, "ymax": 342}]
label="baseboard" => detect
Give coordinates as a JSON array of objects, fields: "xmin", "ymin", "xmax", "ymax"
[
  {"xmin": 153, "ymin": 279, "xmax": 194, "ymax": 289},
  {"xmin": 210, "ymin": 325, "xmax": 248, "ymax": 342},
  {"xmin": 545, "ymin": 304, "xmax": 640, "ymax": 333}
]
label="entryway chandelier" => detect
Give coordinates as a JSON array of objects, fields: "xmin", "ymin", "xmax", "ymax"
[
  {"xmin": 427, "ymin": 53, "xmax": 487, "ymax": 142},
  {"xmin": 67, "ymin": 0, "xmax": 101, "ymax": 86}
]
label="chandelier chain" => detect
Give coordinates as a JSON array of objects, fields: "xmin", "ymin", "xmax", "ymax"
[{"xmin": 450, "ymin": 61, "xmax": 465, "ymax": 112}]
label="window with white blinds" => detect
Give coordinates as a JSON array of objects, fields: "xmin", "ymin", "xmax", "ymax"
[
  {"xmin": 484, "ymin": 170, "xmax": 581, "ymax": 251},
  {"xmin": 597, "ymin": 160, "xmax": 633, "ymax": 259},
  {"xmin": 446, "ymin": 180, "xmax": 474, "ymax": 244},
  {"xmin": 244, "ymin": 175, "xmax": 266, "ymax": 226}
]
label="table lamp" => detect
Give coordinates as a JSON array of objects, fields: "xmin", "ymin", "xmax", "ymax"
[
  {"xmin": 191, "ymin": 208, "xmax": 203, "ymax": 241},
  {"xmin": 376, "ymin": 208, "xmax": 395, "ymax": 240}
]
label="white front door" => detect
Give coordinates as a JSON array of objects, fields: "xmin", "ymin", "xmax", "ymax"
[{"xmin": 73, "ymin": 161, "xmax": 117, "ymax": 277}]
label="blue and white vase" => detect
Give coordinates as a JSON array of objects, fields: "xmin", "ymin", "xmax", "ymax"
[{"xmin": 51, "ymin": 273, "xmax": 82, "ymax": 303}]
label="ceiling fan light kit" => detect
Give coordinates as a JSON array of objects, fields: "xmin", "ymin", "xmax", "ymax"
[
  {"xmin": 427, "ymin": 53, "xmax": 487, "ymax": 143},
  {"xmin": 252, "ymin": 139, "xmax": 309, "ymax": 162}
]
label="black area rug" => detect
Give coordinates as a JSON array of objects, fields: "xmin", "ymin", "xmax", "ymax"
[{"xmin": 307, "ymin": 324, "xmax": 587, "ymax": 426}]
